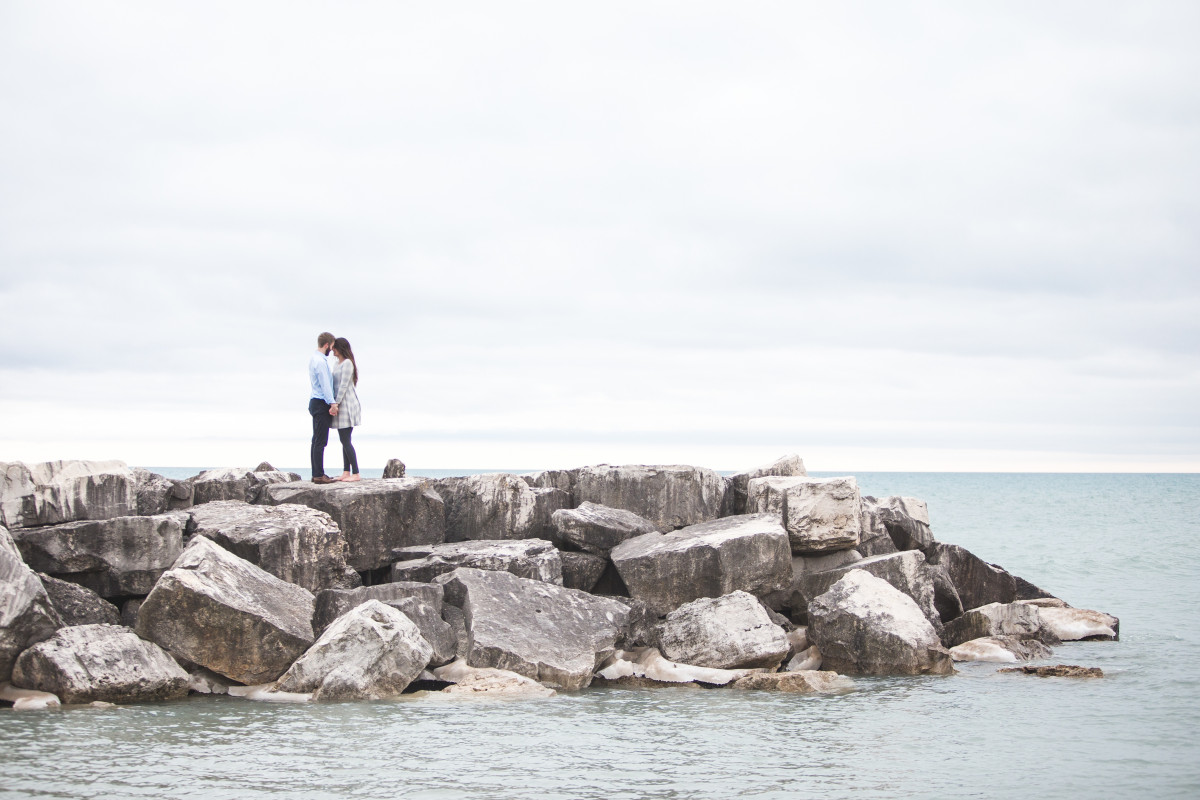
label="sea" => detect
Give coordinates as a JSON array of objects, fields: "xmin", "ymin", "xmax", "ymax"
[{"xmin": 2, "ymin": 471, "xmax": 1198, "ymax": 799}]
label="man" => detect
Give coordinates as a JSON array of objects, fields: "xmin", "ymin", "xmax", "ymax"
[{"xmin": 308, "ymin": 332, "xmax": 339, "ymax": 484}]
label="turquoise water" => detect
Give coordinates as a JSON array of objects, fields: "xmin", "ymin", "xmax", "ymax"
[{"xmin": 3, "ymin": 473, "xmax": 1198, "ymax": 799}]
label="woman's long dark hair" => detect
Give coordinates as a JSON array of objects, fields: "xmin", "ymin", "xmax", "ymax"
[{"xmin": 333, "ymin": 337, "xmax": 358, "ymax": 385}]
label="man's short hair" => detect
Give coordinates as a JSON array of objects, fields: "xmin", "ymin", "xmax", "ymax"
[{"xmin": 317, "ymin": 332, "xmax": 335, "ymax": 347}]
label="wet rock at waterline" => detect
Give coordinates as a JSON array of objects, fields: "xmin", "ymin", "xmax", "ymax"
[
  {"xmin": 731, "ymin": 670, "xmax": 853, "ymax": 694},
  {"xmin": 655, "ymin": 591, "xmax": 790, "ymax": 671},
  {"xmin": 1, "ymin": 527, "xmax": 62, "ymax": 682},
  {"xmin": 390, "ymin": 539, "xmax": 563, "ymax": 585},
  {"xmin": 1036, "ymin": 606, "xmax": 1119, "ymax": 641},
  {"xmin": 999, "ymin": 664, "xmax": 1104, "ymax": 678},
  {"xmin": 940, "ymin": 602, "xmax": 1057, "ymax": 649},
  {"xmin": 433, "ymin": 659, "xmax": 557, "ymax": 697},
  {"xmin": 949, "ymin": 636, "xmax": 1054, "ymax": 663}
]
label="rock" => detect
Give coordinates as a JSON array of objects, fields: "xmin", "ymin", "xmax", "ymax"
[
  {"xmin": 184, "ymin": 501, "xmax": 349, "ymax": 593},
  {"xmin": 274, "ymin": 600, "xmax": 432, "ymax": 701},
  {"xmin": 390, "ymin": 539, "xmax": 563, "ymax": 585},
  {"xmin": 808, "ymin": 570, "xmax": 954, "ymax": 676},
  {"xmin": 594, "ymin": 647, "xmax": 755, "ymax": 686},
  {"xmin": 521, "ymin": 470, "xmax": 577, "ymax": 502},
  {"xmin": 11, "ymin": 514, "xmax": 184, "ymax": 598},
  {"xmin": 726, "ymin": 454, "xmax": 807, "ymax": 515},
  {"xmin": 731, "ymin": 670, "xmax": 853, "ymax": 694},
  {"xmin": 312, "ymin": 582, "xmax": 444, "ymax": 637},
  {"xmin": 611, "ymin": 514, "xmax": 791, "ymax": 616},
  {"xmin": 0, "ymin": 683, "xmax": 62, "ymax": 710},
  {"xmin": 131, "ymin": 468, "xmax": 194, "ymax": 515},
  {"xmin": 382, "ymin": 459, "xmax": 407, "ymax": 479},
  {"xmin": 999, "ymin": 664, "xmax": 1104, "ymax": 678},
  {"xmin": 189, "ymin": 467, "xmax": 299, "ymax": 505},
  {"xmin": 12, "ymin": 624, "xmax": 188, "ymax": 704},
  {"xmin": 1014, "ymin": 575, "xmax": 1058, "ymax": 601},
  {"xmin": 856, "ymin": 500, "xmax": 899, "ymax": 558},
  {"xmin": 785, "ymin": 645, "xmax": 823, "ymax": 671},
  {"xmin": 655, "ymin": 591, "xmax": 790, "ymax": 670},
  {"xmin": 435, "ymin": 567, "xmax": 630, "ymax": 690},
  {"xmin": 136, "ymin": 536, "xmax": 315, "ymax": 685},
  {"xmin": 550, "ymin": 502, "xmax": 659, "ymax": 556},
  {"xmin": 120, "ymin": 599, "xmax": 141, "ymax": 629},
  {"xmin": 1036, "ymin": 607, "xmax": 1119, "ymax": 641},
  {"xmin": 868, "ymin": 496, "xmax": 934, "ymax": 553},
  {"xmin": 786, "ymin": 626, "xmax": 808, "ymax": 656},
  {"xmin": 433, "ymin": 660, "xmax": 557, "ymax": 697},
  {"xmin": 940, "ymin": 602, "xmax": 1056, "ymax": 648},
  {"xmin": 794, "ymin": 549, "xmax": 863, "ymax": 577},
  {"xmin": 186, "ymin": 665, "xmax": 232, "ymax": 695},
  {"xmin": 38, "ymin": 574, "xmax": 120, "ymax": 626},
  {"xmin": 1, "ymin": 527, "xmax": 62, "ymax": 681},
  {"xmin": 747, "ymin": 476, "xmax": 861, "ymax": 554},
  {"xmin": 260, "ymin": 479, "xmax": 445, "ymax": 572},
  {"xmin": 440, "ymin": 604, "xmax": 470, "ymax": 660},
  {"xmin": 559, "ymin": 551, "xmax": 608, "ymax": 592},
  {"xmin": 574, "ymin": 464, "xmax": 727, "ymax": 532},
  {"xmin": 387, "ymin": 597, "xmax": 458, "ymax": 667},
  {"xmin": 949, "ymin": 636, "xmax": 1053, "ymax": 663},
  {"xmin": 929, "ymin": 562, "xmax": 964, "ymax": 623},
  {"xmin": 1, "ymin": 460, "xmax": 135, "ymax": 529},
  {"xmin": 926, "ymin": 543, "xmax": 1017, "ymax": 613},
  {"xmin": 437, "ymin": 473, "xmax": 568, "ymax": 542},
  {"xmin": 793, "ymin": 550, "xmax": 940, "ymax": 627}
]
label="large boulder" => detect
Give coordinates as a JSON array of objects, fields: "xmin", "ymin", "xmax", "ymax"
[
  {"xmin": 11, "ymin": 514, "xmax": 184, "ymax": 598},
  {"xmin": 726, "ymin": 454, "xmax": 807, "ymax": 515},
  {"xmin": 1, "ymin": 527, "xmax": 62, "ymax": 681},
  {"xmin": 390, "ymin": 539, "xmax": 563, "ymax": 585},
  {"xmin": 38, "ymin": 574, "xmax": 120, "ymax": 626},
  {"xmin": 312, "ymin": 582, "xmax": 444, "ymax": 637},
  {"xmin": 792, "ymin": 550, "xmax": 940, "ymax": 626},
  {"xmin": 940, "ymin": 602, "xmax": 1054, "ymax": 648},
  {"xmin": 521, "ymin": 469, "xmax": 578, "ymax": 503},
  {"xmin": 12, "ymin": 623, "xmax": 188, "ymax": 704},
  {"xmin": 189, "ymin": 467, "xmax": 299, "ymax": 505},
  {"xmin": 655, "ymin": 591, "xmax": 790, "ymax": 670},
  {"xmin": 260, "ymin": 479, "xmax": 445, "ymax": 572},
  {"xmin": 574, "ymin": 464, "xmax": 727, "ymax": 532},
  {"xmin": 807, "ymin": 570, "xmax": 954, "ymax": 676},
  {"xmin": 550, "ymin": 502, "xmax": 659, "ymax": 556},
  {"xmin": 746, "ymin": 476, "xmax": 861, "ymax": 554},
  {"xmin": 867, "ymin": 495, "xmax": 934, "ymax": 554},
  {"xmin": 136, "ymin": 536, "xmax": 315, "ymax": 685},
  {"xmin": 559, "ymin": 551, "xmax": 608, "ymax": 592},
  {"xmin": 184, "ymin": 501, "xmax": 350, "ymax": 594},
  {"xmin": 274, "ymin": 600, "xmax": 433, "ymax": 701},
  {"xmin": 856, "ymin": 500, "xmax": 899, "ymax": 558},
  {"xmin": 435, "ymin": 567, "xmax": 630, "ymax": 690},
  {"xmin": 131, "ymin": 468, "xmax": 194, "ymax": 516},
  {"xmin": 437, "ymin": 473, "xmax": 568, "ymax": 542},
  {"xmin": 386, "ymin": 597, "xmax": 459, "ymax": 667},
  {"xmin": 928, "ymin": 543, "xmax": 1016, "ymax": 611},
  {"xmin": 1, "ymin": 460, "xmax": 134, "ymax": 529},
  {"xmin": 610, "ymin": 514, "xmax": 792, "ymax": 616}
]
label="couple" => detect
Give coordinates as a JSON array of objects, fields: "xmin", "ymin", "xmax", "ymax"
[{"xmin": 308, "ymin": 332, "xmax": 362, "ymax": 484}]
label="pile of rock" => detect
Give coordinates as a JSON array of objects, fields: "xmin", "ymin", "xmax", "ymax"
[{"xmin": 1, "ymin": 456, "xmax": 1118, "ymax": 707}]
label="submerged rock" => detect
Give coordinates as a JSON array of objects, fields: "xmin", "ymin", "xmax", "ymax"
[
  {"xmin": 731, "ymin": 670, "xmax": 853, "ymax": 694},
  {"xmin": 550, "ymin": 502, "xmax": 659, "ymax": 556},
  {"xmin": 655, "ymin": 591, "xmax": 790, "ymax": 671},
  {"xmin": 574, "ymin": 464, "xmax": 727, "ymax": 532},
  {"xmin": 1, "ymin": 460, "xmax": 135, "ymax": 529},
  {"xmin": 1, "ymin": 527, "xmax": 62, "ymax": 682},
  {"xmin": 437, "ymin": 473, "xmax": 568, "ymax": 542},
  {"xmin": 38, "ymin": 574, "xmax": 120, "ymax": 627},
  {"xmin": 999, "ymin": 664, "xmax": 1103, "ymax": 678},
  {"xmin": 390, "ymin": 539, "xmax": 563, "ymax": 585}
]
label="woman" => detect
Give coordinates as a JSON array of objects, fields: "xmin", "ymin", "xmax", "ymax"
[{"xmin": 330, "ymin": 337, "xmax": 362, "ymax": 482}]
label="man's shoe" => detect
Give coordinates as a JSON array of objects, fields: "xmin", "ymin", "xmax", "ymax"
[{"xmin": 312, "ymin": 476, "xmax": 334, "ymax": 484}]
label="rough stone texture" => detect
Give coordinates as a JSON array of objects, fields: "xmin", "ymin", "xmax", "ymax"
[
  {"xmin": 867, "ymin": 495, "xmax": 934, "ymax": 553},
  {"xmin": 131, "ymin": 468, "xmax": 194, "ymax": 516},
  {"xmin": 940, "ymin": 602, "xmax": 1055, "ymax": 648},
  {"xmin": 437, "ymin": 473, "xmax": 569, "ymax": 542},
  {"xmin": 275, "ymin": 600, "xmax": 432, "ymax": 701},
  {"xmin": 11, "ymin": 514, "xmax": 184, "ymax": 599},
  {"xmin": 136, "ymin": 536, "xmax": 315, "ymax": 685},
  {"xmin": 190, "ymin": 467, "xmax": 300, "ymax": 505},
  {"xmin": 436, "ymin": 567, "xmax": 631, "ymax": 690},
  {"xmin": 594, "ymin": 647, "xmax": 754, "ymax": 686},
  {"xmin": 656, "ymin": 591, "xmax": 790, "ymax": 671},
  {"xmin": 1036, "ymin": 606, "xmax": 1119, "ymax": 641},
  {"xmin": 388, "ymin": 597, "xmax": 458, "ymax": 667},
  {"xmin": 550, "ymin": 502, "xmax": 659, "ymax": 556},
  {"xmin": 1, "ymin": 527, "xmax": 62, "ymax": 681},
  {"xmin": 726, "ymin": 454, "xmax": 807, "ymax": 516},
  {"xmin": 611, "ymin": 514, "xmax": 792, "ymax": 616},
  {"xmin": 1, "ymin": 460, "xmax": 135, "ymax": 529},
  {"xmin": 440, "ymin": 604, "xmax": 470, "ymax": 660},
  {"xmin": 574, "ymin": 464, "xmax": 728, "ymax": 532},
  {"xmin": 785, "ymin": 644, "xmax": 823, "ymax": 671},
  {"xmin": 390, "ymin": 539, "xmax": 563, "ymax": 585},
  {"xmin": 120, "ymin": 599, "xmax": 142, "ymax": 629},
  {"xmin": 731, "ymin": 670, "xmax": 853, "ymax": 694},
  {"xmin": 929, "ymin": 563, "xmax": 965, "ymax": 623},
  {"xmin": 433, "ymin": 660, "xmax": 557, "ymax": 697},
  {"xmin": 856, "ymin": 500, "xmax": 899, "ymax": 558},
  {"xmin": 521, "ymin": 470, "xmax": 578, "ymax": 503},
  {"xmin": 559, "ymin": 551, "xmax": 608, "ymax": 592},
  {"xmin": 382, "ymin": 459, "xmax": 406, "ymax": 479},
  {"xmin": 949, "ymin": 636, "xmax": 1054, "ymax": 663},
  {"xmin": 260, "ymin": 479, "xmax": 445, "ymax": 572},
  {"xmin": 1014, "ymin": 575, "xmax": 1058, "ymax": 601},
  {"xmin": 312, "ymin": 582, "xmax": 444, "ymax": 638},
  {"xmin": 807, "ymin": 570, "xmax": 954, "ymax": 676},
  {"xmin": 12, "ymin": 624, "xmax": 188, "ymax": 704},
  {"xmin": 747, "ymin": 476, "xmax": 861, "ymax": 554},
  {"xmin": 792, "ymin": 550, "xmax": 940, "ymax": 626},
  {"xmin": 184, "ymin": 501, "xmax": 349, "ymax": 593},
  {"xmin": 999, "ymin": 664, "xmax": 1104, "ymax": 678},
  {"xmin": 38, "ymin": 574, "xmax": 120, "ymax": 626}
]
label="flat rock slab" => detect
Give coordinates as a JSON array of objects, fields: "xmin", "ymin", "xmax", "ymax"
[
  {"xmin": 1, "ymin": 527, "xmax": 62, "ymax": 682},
  {"xmin": 574, "ymin": 464, "xmax": 728, "ymax": 532},
  {"xmin": 12, "ymin": 624, "xmax": 188, "ymax": 704},
  {"xmin": 185, "ymin": 501, "xmax": 350, "ymax": 594},
  {"xmin": 190, "ymin": 468, "xmax": 300, "ymax": 505},
  {"xmin": 136, "ymin": 536, "xmax": 315, "ymax": 685},
  {"xmin": 793, "ymin": 550, "xmax": 940, "ymax": 626},
  {"xmin": 731, "ymin": 670, "xmax": 854, "ymax": 694},
  {"xmin": 611, "ymin": 514, "xmax": 792, "ymax": 616},
  {"xmin": 390, "ymin": 539, "xmax": 563, "ymax": 585},
  {"xmin": 747, "ymin": 476, "xmax": 862, "ymax": 554},
  {"xmin": 437, "ymin": 474, "xmax": 568, "ymax": 542},
  {"xmin": 313, "ymin": 582, "xmax": 444, "ymax": 638},
  {"xmin": 550, "ymin": 502, "xmax": 658, "ymax": 556},
  {"xmin": 11, "ymin": 514, "xmax": 184, "ymax": 598},
  {"xmin": 1, "ymin": 460, "xmax": 135, "ymax": 529},
  {"xmin": 656, "ymin": 591, "xmax": 789, "ymax": 670},
  {"xmin": 38, "ymin": 574, "xmax": 120, "ymax": 627},
  {"xmin": 261, "ymin": 479, "xmax": 445, "ymax": 572},
  {"xmin": 999, "ymin": 664, "xmax": 1104, "ymax": 678},
  {"xmin": 436, "ymin": 567, "xmax": 631, "ymax": 690}
]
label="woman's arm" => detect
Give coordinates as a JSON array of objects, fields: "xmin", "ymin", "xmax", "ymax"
[{"xmin": 335, "ymin": 360, "xmax": 352, "ymax": 405}]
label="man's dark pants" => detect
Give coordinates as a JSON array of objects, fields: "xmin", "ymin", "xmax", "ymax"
[{"xmin": 309, "ymin": 398, "xmax": 332, "ymax": 479}]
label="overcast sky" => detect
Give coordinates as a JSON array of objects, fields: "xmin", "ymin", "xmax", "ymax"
[{"xmin": 1, "ymin": 1, "xmax": 1197, "ymax": 472}]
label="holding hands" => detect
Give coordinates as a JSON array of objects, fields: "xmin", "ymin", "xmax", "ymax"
[{"xmin": 329, "ymin": 403, "xmax": 338, "ymax": 416}]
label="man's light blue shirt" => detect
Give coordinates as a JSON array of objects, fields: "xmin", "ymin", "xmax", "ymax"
[{"xmin": 309, "ymin": 351, "xmax": 335, "ymax": 404}]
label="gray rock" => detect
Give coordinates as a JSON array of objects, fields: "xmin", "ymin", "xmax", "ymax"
[
  {"xmin": 260, "ymin": 479, "xmax": 445, "ymax": 572},
  {"xmin": 949, "ymin": 635, "xmax": 1054, "ymax": 663},
  {"xmin": 808, "ymin": 570, "xmax": 954, "ymax": 676},
  {"xmin": 560, "ymin": 551, "xmax": 607, "ymax": 592},
  {"xmin": 390, "ymin": 539, "xmax": 563, "ymax": 585},
  {"xmin": 856, "ymin": 500, "xmax": 899, "ymax": 557},
  {"xmin": 726, "ymin": 454, "xmax": 807, "ymax": 515},
  {"xmin": 550, "ymin": 502, "xmax": 659, "ymax": 556},
  {"xmin": 189, "ymin": 467, "xmax": 300, "ymax": 505},
  {"xmin": 312, "ymin": 582, "xmax": 444, "ymax": 638},
  {"xmin": 275, "ymin": 600, "xmax": 432, "ymax": 701},
  {"xmin": 793, "ymin": 550, "xmax": 940, "ymax": 626},
  {"xmin": 611, "ymin": 514, "xmax": 792, "ymax": 616},
  {"xmin": 120, "ymin": 599, "xmax": 142, "ymax": 629},
  {"xmin": 747, "ymin": 476, "xmax": 862, "ymax": 554},
  {"xmin": 574, "ymin": 464, "xmax": 728, "ymax": 532},
  {"xmin": 1014, "ymin": 575, "xmax": 1058, "ymax": 601},
  {"xmin": 12, "ymin": 514, "xmax": 184, "ymax": 598},
  {"xmin": 521, "ymin": 469, "xmax": 578, "ymax": 502},
  {"xmin": 867, "ymin": 495, "xmax": 934, "ymax": 554},
  {"xmin": 136, "ymin": 536, "xmax": 315, "ymax": 685},
  {"xmin": 1036, "ymin": 606, "xmax": 1119, "ymax": 641},
  {"xmin": 656, "ymin": 591, "xmax": 790, "ymax": 670},
  {"xmin": 38, "ymin": 574, "xmax": 120, "ymax": 627},
  {"xmin": 731, "ymin": 670, "xmax": 854, "ymax": 694},
  {"xmin": 183, "ymin": 501, "xmax": 349, "ymax": 594},
  {"xmin": 929, "ymin": 562, "xmax": 964, "ymax": 623},
  {"xmin": 435, "ymin": 567, "xmax": 631, "ymax": 690},
  {"xmin": 440, "ymin": 604, "xmax": 470, "ymax": 660},
  {"xmin": 941, "ymin": 602, "xmax": 1056, "ymax": 648},
  {"xmin": 382, "ymin": 459, "xmax": 407, "ymax": 479},
  {"xmin": 387, "ymin": 597, "xmax": 458, "ymax": 667},
  {"xmin": 131, "ymin": 468, "xmax": 194, "ymax": 516},
  {"xmin": 1, "ymin": 460, "xmax": 135, "ymax": 529},
  {"xmin": 13, "ymin": 624, "xmax": 188, "ymax": 704},
  {"xmin": 437, "ymin": 473, "xmax": 569, "ymax": 542},
  {"xmin": 1, "ymin": 527, "xmax": 62, "ymax": 681}
]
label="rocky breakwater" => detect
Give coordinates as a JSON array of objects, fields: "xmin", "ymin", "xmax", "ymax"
[{"xmin": 1, "ymin": 455, "xmax": 1120, "ymax": 708}]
